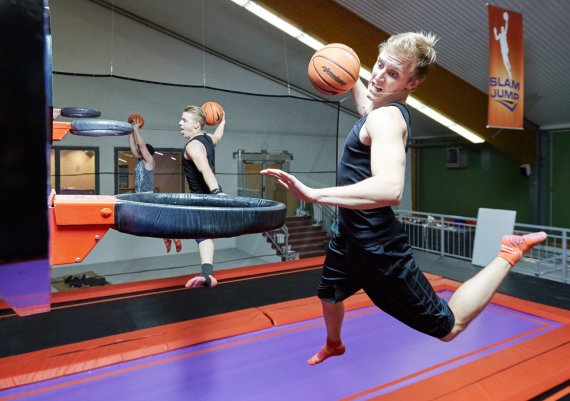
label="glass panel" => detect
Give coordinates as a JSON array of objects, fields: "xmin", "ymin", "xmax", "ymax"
[
  {"xmin": 59, "ymin": 149, "xmax": 96, "ymax": 195},
  {"xmin": 263, "ymin": 162, "xmax": 281, "ymax": 200},
  {"xmin": 242, "ymin": 162, "xmax": 281, "ymax": 199},
  {"xmin": 243, "ymin": 162, "xmax": 262, "ymax": 197},
  {"xmin": 116, "ymin": 149, "xmax": 183, "ymax": 194},
  {"xmin": 155, "ymin": 151, "xmax": 183, "ymax": 193},
  {"xmin": 117, "ymin": 150, "xmax": 137, "ymax": 193}
]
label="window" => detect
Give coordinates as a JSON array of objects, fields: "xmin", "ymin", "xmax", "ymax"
[
  {"xmin": 115, "ymin": 148, "xmax": 185, "ymax": 194},
  {"xmin": 50, "ymin": 147, "xmax": 99, "ymax": 194}
]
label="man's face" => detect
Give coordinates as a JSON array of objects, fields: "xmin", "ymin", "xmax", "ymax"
[
  {"xmin": 366, "ymin": 50, "xmax": 418, "ymax": 102},
  {"xmin": 179, "ymin": 112, "xmax": 199, "ymax": 137}
]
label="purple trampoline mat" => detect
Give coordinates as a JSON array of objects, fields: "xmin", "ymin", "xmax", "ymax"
[{"xmin": 1, "ymin": 291, "xmax": 561, "ymax": 401}]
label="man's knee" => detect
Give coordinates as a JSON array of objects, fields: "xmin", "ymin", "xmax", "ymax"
[{"xmin": 438, "ymin": 321, "xmax": 468, "ymax": 342}]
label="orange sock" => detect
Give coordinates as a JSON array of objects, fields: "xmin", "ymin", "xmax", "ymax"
[
  {"xmin": 307, "ymin": 338, "xmax": 345, "ymax": 366},
  {"xmin": 498, "ymin": 231, "xmax": 547, "ymax": 266},
  {"xmin": 163, "ymin": 239, "xmax": 172, "ymax": 253},
  {"xmin": 174, "ymin": 239, "xmax": 182, "ymax": 253}
]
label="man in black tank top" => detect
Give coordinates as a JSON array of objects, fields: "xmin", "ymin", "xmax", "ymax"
[
  {"xmin": 178, "ymin": 105, "xmax": 226, "ymax": 289},
  {"xmin": 262, "ymin": 32, "xmax": 546, "ymax": 365}
]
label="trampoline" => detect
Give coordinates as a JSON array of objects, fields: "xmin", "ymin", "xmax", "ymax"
[{"xmin": 1, "ymin": 257, "xmax": 569, "ymax": 401}]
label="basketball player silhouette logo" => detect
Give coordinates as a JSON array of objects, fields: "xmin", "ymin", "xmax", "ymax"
[{"xmin": 493, "ymin": 11, "xmax": 512, "ymax": 81}]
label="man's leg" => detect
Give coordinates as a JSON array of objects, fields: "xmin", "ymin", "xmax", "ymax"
[
  {"xmin": 185, "ymin": 239, "xmax": 217, "ymax": 288},
  {"xmin": 442, "ymin": 232, "xmax": 546, "ymax": 341},
  {"xmin": 308, "ymin": 300, "xmax": 346, "ymax": 365}
]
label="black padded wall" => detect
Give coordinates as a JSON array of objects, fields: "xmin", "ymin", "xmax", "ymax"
[{"xmin": 0, "ymin": 0, "xmax": 49, "ymax": 261}]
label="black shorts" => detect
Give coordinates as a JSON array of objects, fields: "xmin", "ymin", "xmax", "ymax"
[{"xmin": 318, "ymin": 232, "xmax": 455, "ymax": 339}]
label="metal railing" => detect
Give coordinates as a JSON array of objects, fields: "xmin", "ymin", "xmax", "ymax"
[
  {"xmin": 313, "ymin": 203, "xmax": 338, "ymax": 236},
  {"xmin": 395, "ymin": 210, "xmax": 569, "ymax": 284},
  {"xmin": 273, "ymin": 205, "xmax": 569, "ymax": 283},
  {"xmin": 265, "ymin": 225, "xmax": 299, "ymax": 261}
]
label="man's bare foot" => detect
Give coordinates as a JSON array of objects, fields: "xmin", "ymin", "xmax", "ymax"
[{"xmin": 307, "ymin": 339, "xmax": 345, "ymax": 365}]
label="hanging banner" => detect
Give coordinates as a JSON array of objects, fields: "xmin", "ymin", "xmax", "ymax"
[{"xmin": 487, "ymin": 5, "xmax": 524, "ymax": 129}]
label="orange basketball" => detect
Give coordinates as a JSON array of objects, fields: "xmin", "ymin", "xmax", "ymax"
[
  {"xmin": 128, "ymin": 113, "xmax": 145, "ymax": 128},
  {"xmin": 308, "ymin": 43, "xmax": 360, "ymax": 96},
  {"xmin": 201, "ymin": 101, "xmax": 224, "ymax": 125}
]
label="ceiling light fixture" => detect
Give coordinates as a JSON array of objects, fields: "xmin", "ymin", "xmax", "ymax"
[{"xmin": 229, "ymin": 0, "xmax": 485, "ymax": 144}]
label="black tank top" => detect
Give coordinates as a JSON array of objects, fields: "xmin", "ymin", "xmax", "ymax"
[
  {"xmin": 337, "ymin": 102, "xmax": 411, "ymax": 244},
  {"xmin": 183, "ymin": 134, "xmax": 216, "ymax": 194}
]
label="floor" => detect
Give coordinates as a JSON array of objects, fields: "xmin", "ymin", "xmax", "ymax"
[
  {"xmin": 0, "ymin": 291, "xmax": 564, "ymax": 400},
  {"xmin": 2, "ymin": 248, "xmax": 569, "ymax": 400}
]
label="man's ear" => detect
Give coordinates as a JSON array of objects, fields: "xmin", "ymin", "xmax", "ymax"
[{"xmin": 407, "ymin": 78, "xmax": 422, "ymax": 91}]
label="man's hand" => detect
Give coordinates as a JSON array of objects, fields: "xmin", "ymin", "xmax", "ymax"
[
  {"xmin": 131, "ymin": 118, "xmax": 143, "ymax": 130},
  {"xmin": 260, "ymin": 169, "xmax": 316, "ymax": 203}
]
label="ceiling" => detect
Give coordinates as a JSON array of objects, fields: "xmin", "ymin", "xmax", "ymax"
[
  {"xmin": 338, "ymin": 0, "xmax": 570, "ymax": 132},
  {"xmin": 87, "ymin": 0, "xmax": 570, "ymax": 146}
]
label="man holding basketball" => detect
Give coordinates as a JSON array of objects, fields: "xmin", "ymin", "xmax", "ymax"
[
  {"xmin": 128, "ymin": 116, "xmax": 155, "ymax": 193},
  {"xmin": 180, "ymin": 105, "xmax": 226, "ymax": 289},
  {"xmin": 261, "ymin": 32, "xmax": 546, "ymax": 365},
  {"xmin": 128, "ymin": 116, "xmax": 183, "ymax": 253}
]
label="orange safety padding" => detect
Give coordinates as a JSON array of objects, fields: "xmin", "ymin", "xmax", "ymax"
[
  {"xmin": 259, "ymin": 292, "xmax": 374, "ymax": 326},
  {"xmin": 0, "ymin": 308, "xmax": 272, "ymax": 390},
  {"xmin": 360, "ymin": 325, "xmax": 570, "ymax": 401},
  {"xmin": 49, "ymin": 209, "xmax": 112, "ymax": 266},
  {"xmin": 434, "ymin": 278, "xmax": 570, "ymax": 324},
  {"xmin": 49, "ymin": 195, "xmax": 117, "ymax": 266},
  {"xmin": 52, "ymin": 121, "xmax": 71, "ymax": 141},
  {"xmin": 542, "ymin": 385, "xmax": 570, "ymax": 401},
  {"xmin": 423, "ymin": 272, "xmax": 443, "ymax": 281},
  {"xmin": 52, "ymin": 194, "xmax": 117, "ymax": 226},
  {"xmin": 434, "ymin": 343, "xmax": 570, "ymax": 401}
]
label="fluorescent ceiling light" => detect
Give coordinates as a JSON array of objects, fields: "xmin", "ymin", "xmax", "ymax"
[
  {"xmin": 170, "ymin": 156, "xmax": 177, "ymax": 161},
  {"xmin": 229, "ymin": 0, "xmax": 485, "ymax": 144},
  {"xmin": 407, "ymin": 96, "xmax": 485, "ymax": 143},
  {"xmin": 231, "ymin": 0, "xmax": 323, "ymax": 49},
  {"xmin": 297, "ymin": 34, "xmax": 324, "ymax": 50},
  {"xmin": 155, "ymin": 151, "xmax": 164, "ymax": 156},
  {"xmin": 359, "ymin": 67, "xmax": 371, "ymax": 82}
]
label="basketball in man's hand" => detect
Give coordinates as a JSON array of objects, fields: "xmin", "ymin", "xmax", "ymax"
[
  {"xmin": 201, "ymin": 102, "xmax": 224, "ymax": 125},
  {"xmin": 128, "ymin": 113, "xmax": 145, "ymax": 128},
  {"xmin": 308, "ymin": 43, "xmax": 360, "ymax": 96}
]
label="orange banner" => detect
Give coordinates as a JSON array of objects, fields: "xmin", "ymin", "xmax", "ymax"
[{"xmin": 487, "ymin": 5, "xmax": 524, "ymax": 129}]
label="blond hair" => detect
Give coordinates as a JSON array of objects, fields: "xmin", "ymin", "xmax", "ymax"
[
  {"xmin": 379, "ymin": 32, "xmax": 438, "ymax": 81},
  {"xmin": 183, "ymin": 105, "xmax": 206, "ymax": 128}
]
